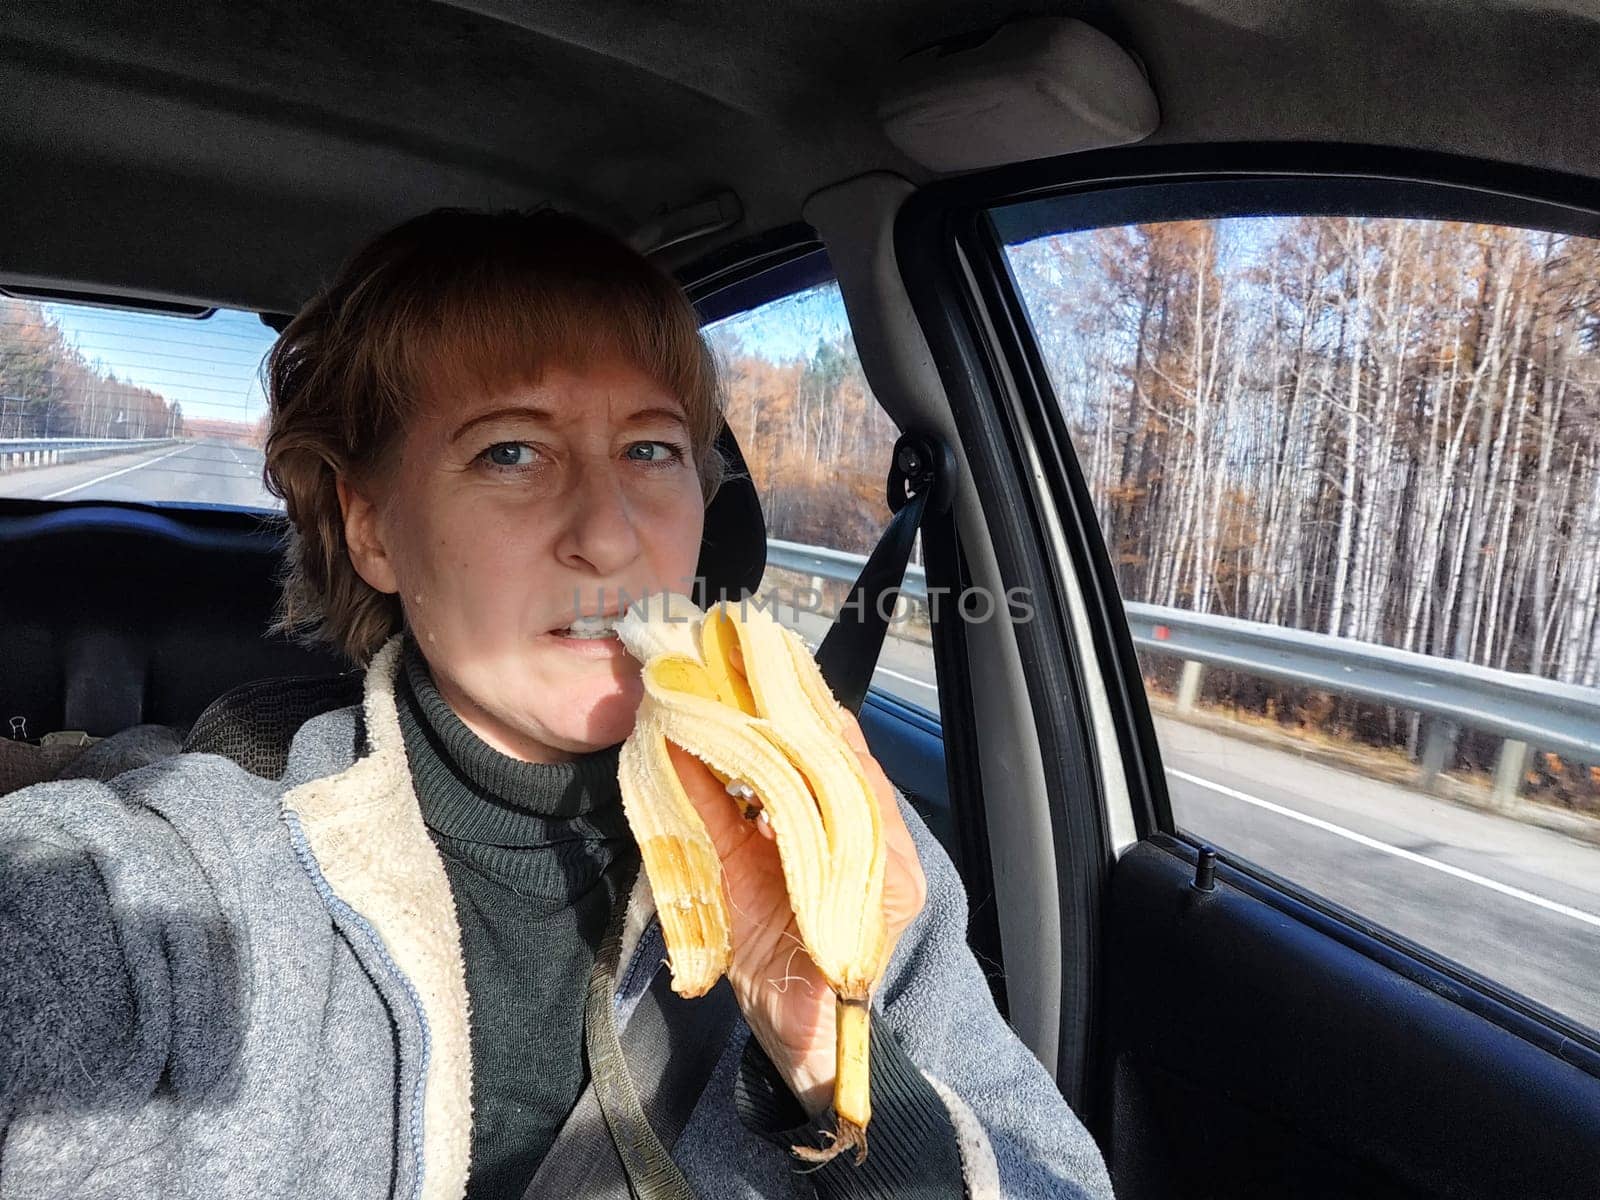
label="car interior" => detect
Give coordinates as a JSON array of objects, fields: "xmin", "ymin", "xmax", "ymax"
[{"xmin": 4, "ymin": 2, "xmax": 1600, "ymax": 1197}]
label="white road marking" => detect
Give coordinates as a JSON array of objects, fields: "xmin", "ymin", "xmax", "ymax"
[
  {"xmin": 793, "ymin": 630, "xmax": 939, "ymax": 695},
  {"xmin": 227, "ymin": 446, "xmax": 243, "ymax": 465},
  {"xmin": 872, "ymin": 663, "xmax": 938, "ymax": 693},
  {"xmin": 1169, "ymin": 767, "xmax": 1600, "ymax": 931},
  {"xmin": 42, "ymin": 444, "xmax": 192, "ymax": 499}
]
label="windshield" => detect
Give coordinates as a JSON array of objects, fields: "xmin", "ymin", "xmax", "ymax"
[{"xmin": 0, "ymin": 296, "xmax": 281, "ymax": 510}]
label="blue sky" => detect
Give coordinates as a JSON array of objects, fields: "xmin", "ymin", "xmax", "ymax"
[{"xmin": 41, "ymin": 302, "xmax": 276, "ymax": 424}]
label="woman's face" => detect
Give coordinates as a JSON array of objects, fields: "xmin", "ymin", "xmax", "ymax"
[{"xmin": 338, "ymin": 358, "xmax": 707, "ymax": 762}]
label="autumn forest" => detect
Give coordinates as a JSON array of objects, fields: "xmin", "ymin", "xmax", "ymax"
[
  {"xmin": 1011, "ymin": 217, "xmax": 1600, "ymax": 794},
  {"xmin": 713, "ymin": 219, "xmax": 1600, "ymax": 799},
  {"xmin": 1010, "ymin": 217, "xmax": 1600, "ymax": 690}
]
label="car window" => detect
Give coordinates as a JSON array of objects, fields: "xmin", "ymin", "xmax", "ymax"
[
  {"xmin": 703, "ymin": 278, "xmax": 939, "ymax": 714},
  {"xmin": 999, "ymin": 210, "xmax": 1600, "ymax": 1033},
  {"xmin": 0, "ymin": 295, "xmax": 280, "ymax": 510}
]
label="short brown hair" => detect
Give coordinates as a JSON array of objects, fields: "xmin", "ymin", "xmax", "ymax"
[{"xmin": 264, "ymin": 209, "xmax": 727, "ymax": 664}]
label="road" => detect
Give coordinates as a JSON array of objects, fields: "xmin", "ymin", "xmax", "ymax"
[
  {"xmin": 773, "ymin": 609, "xmax": 1600, "ymax": 1034},
  {"xmin": 776, "ymin": 605, "xmax": 941, "ymax": 708},
  {"xmin": 0, "ymin": 440, "xmax": 280, "ymax": 509}
]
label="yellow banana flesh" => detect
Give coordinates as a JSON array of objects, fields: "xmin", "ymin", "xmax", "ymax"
[{"xmin": 615, "ymin": 594, "xmax": 889, "ymax": 1164}]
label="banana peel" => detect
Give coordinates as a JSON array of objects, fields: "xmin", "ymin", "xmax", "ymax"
[{"xmin": 615, "ymin": 593, "xmax": 889, "ymax": 1164}]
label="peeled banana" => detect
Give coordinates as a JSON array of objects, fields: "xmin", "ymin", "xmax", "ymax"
[{"xmin": 615, "ymin": 593, "xmax": 889, "ymax": 1164}]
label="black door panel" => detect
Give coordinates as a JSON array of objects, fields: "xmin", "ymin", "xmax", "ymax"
[
  {"xmin": 1106, "ymin": 841, "xmax": 1600, "ymax": 1199},
  {"xmin": 861, "ymin": 687, "xmax": 951, "ymax": 850}
]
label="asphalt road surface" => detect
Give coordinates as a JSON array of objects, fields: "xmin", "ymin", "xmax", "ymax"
[
  {"xmin": 778, "ymin": 604, "xmax": 941, "ymax": 709},
  {"xmin": 0, "ymin": 440, "xmax": 280, "ymax": 509},
  {"xmin": 775, "ymin": 608, "xmax": 1600, "ymax": 1034}
]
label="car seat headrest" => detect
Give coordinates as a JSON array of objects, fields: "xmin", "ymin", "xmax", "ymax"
[{"xmin": 693, "ymin": 423, "xmax": 766, "ymax": 606}]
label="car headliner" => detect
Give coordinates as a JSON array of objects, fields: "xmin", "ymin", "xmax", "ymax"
[{"xmin": 3, "ymin": 0, "xmax": 1599, "ymax": 315}]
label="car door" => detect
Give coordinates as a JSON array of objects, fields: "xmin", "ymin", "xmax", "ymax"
[{"xmin": 891, "ymin": 144, "xmax": 1600, "ymax": 1198}]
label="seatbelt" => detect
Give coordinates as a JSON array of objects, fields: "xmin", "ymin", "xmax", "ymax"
[
  {"xmin": 816, "ymin": 433, "xmax": 957, "ymax": 714},
  {"xmin": 527, "ymin": 861, "xmax": 740, "ymax": 1199}
]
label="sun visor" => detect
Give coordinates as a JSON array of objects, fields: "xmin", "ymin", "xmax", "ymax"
[{"xmin": 879, "ymin": 18, "xmax": 1159, "ymax": 174}]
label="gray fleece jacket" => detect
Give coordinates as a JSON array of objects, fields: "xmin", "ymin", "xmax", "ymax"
[{"xmin": 0, "ymin": 638, "xmax": 1114, "ymax": 1200}]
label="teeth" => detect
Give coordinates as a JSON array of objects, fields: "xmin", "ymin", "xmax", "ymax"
[{"xmin": 559, "ymin": 615, "xmax": 621, "ymax": 639}]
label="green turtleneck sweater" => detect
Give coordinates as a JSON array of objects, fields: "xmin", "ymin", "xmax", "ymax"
[{"xmin": 395, "ymin": 639, "xmax": 638, "ymax": 1199}]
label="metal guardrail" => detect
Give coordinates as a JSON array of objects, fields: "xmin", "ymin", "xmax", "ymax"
[
  {"xmin": 1119, "ymin": 605, "xmax": 1600, "ymax": 764},
  {"xmin": 0, "ymin": 436, "xmax": 176, "ymax": 472},
  {"xmin": 1122, "ymin": 604, "xmax": 1600, "ymax": 802},
  {"xmin": 767, "ymin": 537, "xmax": 930, "ymax": 601},
  {"xmin": 765, "ymin": 537, "xmax": 1600, "ymax": 798}
]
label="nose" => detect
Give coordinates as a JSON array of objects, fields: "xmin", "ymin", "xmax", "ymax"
[{"xmin": 553, "ymin": 456, "xmax": 644, "ymax": 578}]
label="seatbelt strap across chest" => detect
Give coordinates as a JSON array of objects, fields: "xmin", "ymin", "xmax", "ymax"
[{"xmin": 526, "ymin": 861, "xmax": 739, "ymax": 1199}]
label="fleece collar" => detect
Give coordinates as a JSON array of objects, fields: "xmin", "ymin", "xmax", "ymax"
[{"xmin": 281, "ymin": 636, "xmax": 472, "ymax": 1199}]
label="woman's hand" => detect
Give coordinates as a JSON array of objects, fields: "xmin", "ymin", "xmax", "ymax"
[{"xmin": 666, "ymin": 709, "xmax": 927, "ymax": 1116}]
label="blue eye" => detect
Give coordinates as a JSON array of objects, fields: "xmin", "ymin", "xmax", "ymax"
[
  {"xmin": 626, "ymin": 441, "xmax": 685, "ymax": 464},
  {"xmin": 483, "ymin": 443, "xmax": 536, "ymax": 468}
]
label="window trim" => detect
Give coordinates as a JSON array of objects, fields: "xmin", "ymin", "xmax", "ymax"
[
  {"xmin": 917, "ymin": 140, "xmax": 1600, "ymax": 232},
  {"xmin": 676, "ymin": 223, "xmax": 826, "ymax": 322},
  {"xmin": 0, "ymin": 283, "xmax": 216, "ymax": 319},
  {"xmin": 989, "ymin": 171, "xmax": 1600, "ymax": 244},
  {"xmin": 896, "ymin": 195, "xmax": 1120, "ymax": 1119}
]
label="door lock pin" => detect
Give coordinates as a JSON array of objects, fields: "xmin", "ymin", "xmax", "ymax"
[{"xmin": 1193, "ymin": 846, "xmax": 1217, "ymax": 893}]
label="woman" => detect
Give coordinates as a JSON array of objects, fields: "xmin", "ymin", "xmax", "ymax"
[{"xmin": 0, "ymin": 211, "xmax": 1114, "ymax": 1200}]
